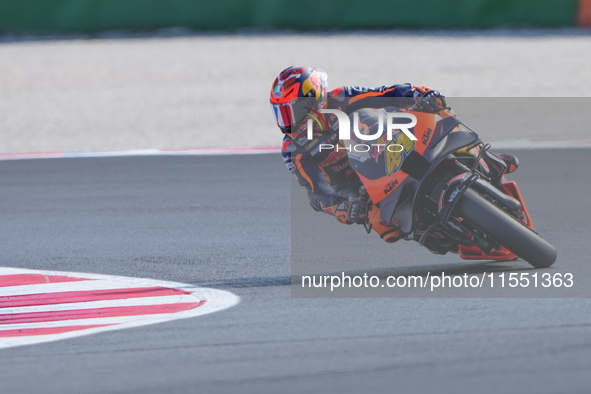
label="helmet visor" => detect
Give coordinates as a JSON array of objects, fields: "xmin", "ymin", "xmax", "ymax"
[
  {"xmin": 271, "ymin": 98, "xmax": 322, "ymax": 133},
  {"xmin": 271, "ymin": 102, "xmax": 295, "ymax": 132}
]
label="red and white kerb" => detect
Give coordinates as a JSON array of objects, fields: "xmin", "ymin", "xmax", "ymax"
[{"xmin": 0, "ymin": 268, "xmax": 239, "ymax": 349}]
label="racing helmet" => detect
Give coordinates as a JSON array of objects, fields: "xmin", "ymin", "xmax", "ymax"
[{"xmin": 270, "ymin": 66, "xmax": 328, "ymax": 134}]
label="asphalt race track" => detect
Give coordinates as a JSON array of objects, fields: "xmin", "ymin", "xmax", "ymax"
[{"xmin": 1, "ymin": 148, "xmax": 591, "ymax": 394}]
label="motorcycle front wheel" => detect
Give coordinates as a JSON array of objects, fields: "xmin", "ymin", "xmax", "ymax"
[{"xmin": 456, "ymin": 188, "xmax": 557, "ymax": 268}]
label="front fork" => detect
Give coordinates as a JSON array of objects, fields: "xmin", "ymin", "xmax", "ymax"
[{"xmin": 423, "ymin": 145, "xmax": 525, "ymax": 257}]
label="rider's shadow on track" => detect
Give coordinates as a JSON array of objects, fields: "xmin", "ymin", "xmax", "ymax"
[{"xmin": 196, "ymin": 260, "xmax": 533, "ymax": 289}]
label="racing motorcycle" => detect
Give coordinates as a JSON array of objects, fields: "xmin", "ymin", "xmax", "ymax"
[{"xmin": 345, "ymin": 107, "xmax": 557, "ymax": 268}]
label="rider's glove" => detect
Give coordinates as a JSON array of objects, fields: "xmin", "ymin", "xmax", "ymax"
[
  {"xmin": 335, "ymin": 200, "xmax": 367, "ymax": 225},
  {"xmin": 413, "ymin": 86, "xmax": 447, "ymax": 113}
]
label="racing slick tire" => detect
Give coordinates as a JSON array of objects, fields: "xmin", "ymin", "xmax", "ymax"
[{"xmin": 456, "ymin": 188, "xmax": 557, "ymax": 268}]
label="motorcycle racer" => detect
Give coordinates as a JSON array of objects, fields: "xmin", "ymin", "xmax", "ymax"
[{"xmin": 269, "ymin": 66, "xmax": 516, "ymax": 244}]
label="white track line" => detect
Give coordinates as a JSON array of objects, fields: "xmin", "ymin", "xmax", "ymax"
[
  {"xmin": 0, "ymin": 147, "xmax": 280, "ymax": 161},
  {"xmin": 0, "ymin": 279, "xmax": 178, "ymax": 297},
  {"xmin": 0, "ymin": 315, "xmax": 191, "ymax": 331},
  {"xmin": 0, "ymin": 138, "xmax": 589, "ymax": 162},
  {"xmin": 490, "ymin": 138, "xmax": 591, "ymax": 150}
]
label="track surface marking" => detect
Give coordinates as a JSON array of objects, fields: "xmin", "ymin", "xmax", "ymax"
[{"xmin": 0, "ymin": 267, "xmax": 240, "ymax": 349}]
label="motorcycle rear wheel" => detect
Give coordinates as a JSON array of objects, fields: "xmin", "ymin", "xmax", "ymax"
[{"xmin": 456, "ymin": 188, "xmax": 557, "ymax": 268}]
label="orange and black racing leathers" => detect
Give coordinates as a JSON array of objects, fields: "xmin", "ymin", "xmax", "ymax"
[{"xmin": 282, "ymin": 83, "xmax": 424, "ymax": 242}]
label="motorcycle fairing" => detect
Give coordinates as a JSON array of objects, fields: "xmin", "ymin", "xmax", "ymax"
[
  {"xmin": 346, "ymin": 108, "xmax": 480, "ymax": 235},
  {"xmin": 381, "ymin": 128, "xmax": 480, "ymax": 235},
  {"xmin": 346, "ymin": 109, "xmax": 437, "ymax": 205}
]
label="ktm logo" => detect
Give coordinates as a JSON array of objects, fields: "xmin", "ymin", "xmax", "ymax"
[
  {"xmin": 384, "ymin": 178, "xmax": 399, "ymax": 194},
  {"xmin": 422, "ymin": 127, "xmax": 433, "ymax": 145}
]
